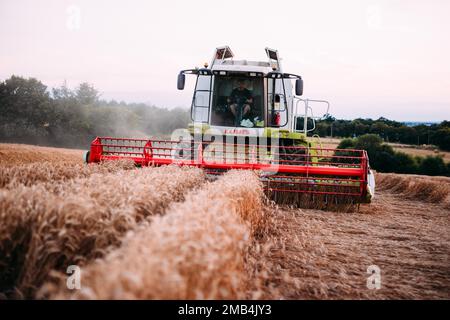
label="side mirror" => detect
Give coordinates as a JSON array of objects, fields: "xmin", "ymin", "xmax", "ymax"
[
  {"xmin": 177, "ymin": 73, "xmax": 185, "ymax": 90},
  {"xmin": 295, "ymin": 78, "xmax": 303, "ymax": 96}
]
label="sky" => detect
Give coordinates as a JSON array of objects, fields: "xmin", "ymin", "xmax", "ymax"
[{"xmin": 1, "ymin": 0, "xmax": 449, "ymax": 121}]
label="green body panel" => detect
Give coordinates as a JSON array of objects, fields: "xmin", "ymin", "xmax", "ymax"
[
  {"xmin": 187, "ymin": 123, "xmax": 321, "ymax": 162},
  {"xmin": 187, "ymin": 123, "xmax": 315, "ymax": 144}
]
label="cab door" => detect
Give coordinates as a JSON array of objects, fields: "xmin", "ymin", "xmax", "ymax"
[
  {"xmin": 266, "ymin": 77, "xmax": 290, "ymax": 128},
  {"xmin": 191, "ymin": 74, "xmax": 212, "ymax": 124}
]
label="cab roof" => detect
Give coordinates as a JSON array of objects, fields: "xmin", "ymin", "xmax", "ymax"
[
  {"xmin": 211, "ymin": 46, "xmax": 281, "ymax": 73},
  {"xmin": 211, "ymin": 60, "xmax": 272, "ymax": 74}
]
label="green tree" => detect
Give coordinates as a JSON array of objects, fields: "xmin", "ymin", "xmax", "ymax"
[
  {"xmin": 418, "ymin": 156, "xmax": 448, "ymax": 176},
  {"xmin": 52, "ymin": 81, "xmax": 74, "ymax": 100},
  {"xmin": 338, "ymin": 134, "xmax": 408, "ymax": 173},
  {"xmin": 337, "ymin": 138, "xmax": 355, "ymax": 149},
  {"xmin": 434, "ymin": 127, "xmax": 450, "ymax": 151},
  {"xmin": 75, "ymin": 82, "xmax": 99, "ymax": 105},
  {"xmin": 352, "ymin": 134, "xmax": 385, "ymax": 155},
  {"xmin": 393, "ymin": 152, "xmax": 418, "ymax": 174},
  {"xmin": 0, "ymin": 75, "xmax": 54, "ymax": 138}
]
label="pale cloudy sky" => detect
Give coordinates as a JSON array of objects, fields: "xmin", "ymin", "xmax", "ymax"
[{"xmin": 1, "ymin": 0, "xmax": 449, "ymax": 121}]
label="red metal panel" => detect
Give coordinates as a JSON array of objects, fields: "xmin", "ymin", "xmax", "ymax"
[{"xmin": 89, "ymin": 136, "xmax": 370, "ymax": 200}]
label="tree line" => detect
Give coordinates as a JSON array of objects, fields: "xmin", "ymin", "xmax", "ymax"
[
  {"xmin": 0, "ymin": 76, "xmax": 190, "ymax": 148},
  {"xmin": 315, "ymin": 115, "xmax": 450, "ymax": 151},
  {"xmin": 337, "ymin": 134, "xmax": 450, "ymax": 176}
]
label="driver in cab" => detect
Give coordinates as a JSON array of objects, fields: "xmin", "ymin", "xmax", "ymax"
[{"xmin": 227, "ymin": 80, "xmax": 253, "ymax": 118}]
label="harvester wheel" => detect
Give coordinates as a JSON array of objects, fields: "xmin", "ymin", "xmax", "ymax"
[
  {"xmin": 83, "ymin": 151, "xmax": 90, "ymax": 164},
  {"xmin": 279, "ymin": 140, "xmax": 308, "ymax": 165}
]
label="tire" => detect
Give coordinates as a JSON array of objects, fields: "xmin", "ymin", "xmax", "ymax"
[
  {"xmin": 83, "ymin": 150, "xmax": 90, "ymax": 164},
  {"xmin": 279, "ymin": 139, "xmax": 308, "ymax": 165}
]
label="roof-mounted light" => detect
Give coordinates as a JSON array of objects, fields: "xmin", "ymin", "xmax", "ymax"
[{"xmin": 265, "ymin": 47, "xmax": 281, "ymax": 71}]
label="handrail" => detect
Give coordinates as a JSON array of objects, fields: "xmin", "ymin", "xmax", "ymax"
[{"xmin": 292, "ymin": 98, "xmax": 330, "ymax": 134}]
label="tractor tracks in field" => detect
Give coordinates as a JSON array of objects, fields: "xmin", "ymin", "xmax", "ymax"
[{"xmin": 245, "ymin": 179, "xmax": 450, "ymax": 299}]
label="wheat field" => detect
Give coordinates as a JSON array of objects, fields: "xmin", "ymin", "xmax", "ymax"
[{"xmin": 0, "ymin": 143, "xmax": 448, "ymax": 300}]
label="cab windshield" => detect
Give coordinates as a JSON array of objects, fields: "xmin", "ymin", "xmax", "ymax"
[{"xmin": 210, "ymin": 75, "xmax": 264, "ymax": 128}]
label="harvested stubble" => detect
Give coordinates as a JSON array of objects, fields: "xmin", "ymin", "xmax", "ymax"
[
  {"xmin": 0, "ymin": 165, "xmax": 205, "ymax": 299},
  {"xmin": 44, "ymin": 170, "xmax": 265, "ymax": 300},
  {"xmin": 268, "ymin": 187, "xmax": 359, "ymax": 212},
  {"xmin": 245, "ymin": 201, "xmax": 450, "ymax": 299},
  {"xmin": 0, "ymin": 159, "xmax": 135, "ymax": 189},
  {"xmin": 376, "ymin": 173, "xmax": 450, "ymax": 205}
]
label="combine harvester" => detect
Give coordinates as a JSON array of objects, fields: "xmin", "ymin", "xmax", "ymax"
[{"xmin": 84, "ymin": 46, "xmax": 375, "ymax": 210}]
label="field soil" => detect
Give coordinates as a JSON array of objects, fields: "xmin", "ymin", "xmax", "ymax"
[
  {"xmin": 0, "ymin": 143, "xmax": 449, "ymax": 299},
  {"xmin": 246, "ymin": 178, "xmax": 449, "ymax": 299}
]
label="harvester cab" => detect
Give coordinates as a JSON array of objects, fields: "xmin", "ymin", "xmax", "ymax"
[
  {"xmin": 178, "ymin": 46, "xmax": 328, "ymax": 143},
  {"xmin": 85, "ymin": 46, "xmax": 375, "ymax": 210}
]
